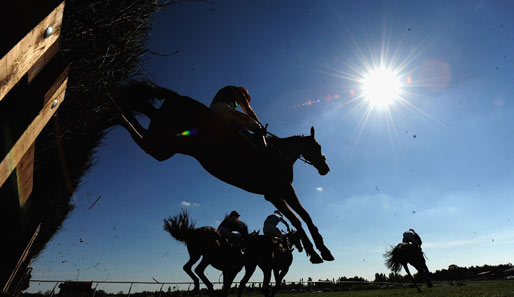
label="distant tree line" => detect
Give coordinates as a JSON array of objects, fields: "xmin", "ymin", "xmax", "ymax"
[{"xmin": 431, "ymin": 263, "xmax": 513, "ymax": 281}]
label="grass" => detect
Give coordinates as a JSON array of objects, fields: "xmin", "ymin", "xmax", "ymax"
[{"xmin": 249, "ymin": 280, "xmax": 514, "ymax": 297}]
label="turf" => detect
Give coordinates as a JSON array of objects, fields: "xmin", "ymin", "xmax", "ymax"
[{"xmin": 262, "ymin": 280, "xmax": 514, "ymax": 297}]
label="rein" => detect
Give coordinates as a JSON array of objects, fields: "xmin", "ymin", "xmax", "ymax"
[{"xmin": 266, "ymin": 131, "xmax": 314, "ymax": 166}]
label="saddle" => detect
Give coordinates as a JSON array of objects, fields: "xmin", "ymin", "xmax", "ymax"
[
  {"xmin": 271, "ymin": 236, "xmax": 292, "ymax": 253},
  {"xmin": 220, "ymin": 233, "xmax": 246, "ymax": 255}
]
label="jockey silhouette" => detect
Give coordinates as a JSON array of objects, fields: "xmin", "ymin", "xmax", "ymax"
[
  {"xmin": 218, "ymin": 210, "xmax": 248, "ymax": 250},
  {"xmin": 402, "ymin": 228, "xmax": 422, "ymax": 248},
  {"xmin": 210, "ymin": 86, "xmax": 267, "ymax": 151},
  {"xmin": 263, "ymin": 210, "xmax": 290, "ymax": 238}
]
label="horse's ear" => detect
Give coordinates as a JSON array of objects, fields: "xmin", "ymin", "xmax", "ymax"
[{"xmin": 310, "ymin": 126, "xmax": 315, "ymax": 138}]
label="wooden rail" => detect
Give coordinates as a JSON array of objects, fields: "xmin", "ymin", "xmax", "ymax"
[
  {"xmin": 0, "ymin": 1, "xmax": 64, "ymax": 101},
  {"xmin": 0, "ymin": 1, "xmax": 66, "ymax": 202},
  {"xmin": 1, "ymin": 1, "xmax": 68, "ymax": 295}
]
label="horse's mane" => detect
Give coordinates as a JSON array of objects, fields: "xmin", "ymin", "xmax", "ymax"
[{"xmin": 267, "ymin": 135, "xmax": 308, "ymax": 153}]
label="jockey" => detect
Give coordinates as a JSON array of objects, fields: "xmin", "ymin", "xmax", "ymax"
[
  {"xmin": 263, "ymin": 210, "xmax": 290, "ymax": 238},
  {"xmin": 210, "ymin": 86, "xmax": 267, "ymax": 151},
  {"xmin": 218, "ymin": 210, "xmax": 248, "ymax": 246},
  {"xmin": 402, "ymin": 228, "xmax": 422, "ymax": 248}
]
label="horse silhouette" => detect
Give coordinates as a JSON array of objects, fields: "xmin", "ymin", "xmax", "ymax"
[
  {"xmin": 163, "ymin": 210, "xmax": 257, "ymax": 297},
  {"xmin": 384, "ymin": 243, "xmax": 433, "ymax": 292},
  {"xmin": 238, "ymin": 230, "xmax": 303, "ymax": 297},
  {"xmin": 117, "ymin": 81, "xmax": 333, "ymax": 263}
]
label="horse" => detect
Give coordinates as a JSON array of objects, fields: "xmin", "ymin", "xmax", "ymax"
[
  {"xmin": 384, "ymin": 243, "xmax": 433, "ymax": 292},
  {"xmin": 117, "ymin": 81, "xmax": 333, "ymax": 264},
  {"xmin": 163, "ymin": 210, "xmax": 257, "ymax": 297},
  {"xmin": 238, "ymin": 230, "xmax": 303, "ymax": 297}
]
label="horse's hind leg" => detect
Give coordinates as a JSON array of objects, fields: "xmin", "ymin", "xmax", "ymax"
[
  {"xmin": 184, "ymin": 248, "xmax": 201, "ymax": 294},
  {"xmin": 264, "ymin": 194, "xmax": 322, "ymax": 264},
  {"xmin": 282, "ymin": 185, "xmax": 334, "ymax": 261},
  {"xmin": 403, "ymin": 264, "xmax": 421, "ymax": 293},
  {"xmin": 194, "ymin": 258, "xmax": 215, "ymax": 296}
]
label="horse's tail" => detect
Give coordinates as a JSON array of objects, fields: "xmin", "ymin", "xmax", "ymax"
[
  {"xmin": 384, "ymin": 244, "xmax": 403, "ymax": 273},
  {"xmin": 163, "ymin": 209, "xmax": 196, "ymax": 243}
]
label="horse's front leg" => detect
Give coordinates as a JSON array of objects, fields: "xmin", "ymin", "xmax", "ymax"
[
  {"xmin": 221, "ymin": 270, "xmax": 238, "ymax": 297},
  {"xmin": 238, "ymin": 263, "xmax": 257, "ymax": 297},
  {"xmin": 270, "ymin": 267, "xmax": 289, "ymax": 297},
  {"xmin": 403, "ymin": 264, "xmax": 421, "ymax": 293},
  {"xmin": 420, "ymin": 262, "xmax": 433, "ymax": 288},
  {"xmin": 282, "ymin": 185, "xmax": 334, "ymax": 261},
  {"xmin": 194, "ymin": 258, "xmax": 215, "ymax": 296},
  {"xmin": 264, "ymin": 194, "xmax": 323, "ymax": 264},
  {"xmin": 260, "ymin": 266, "xmax": 272, "ymax": 297}
]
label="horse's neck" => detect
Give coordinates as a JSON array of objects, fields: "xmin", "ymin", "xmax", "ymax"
[{"xmin": 274, "ymin": 136, "xmax": 305, "ymax": 163}]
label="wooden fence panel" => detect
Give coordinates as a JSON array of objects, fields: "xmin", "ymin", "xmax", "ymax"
[{"xmin": 0, "ymin": 1, "xmax": 64, "ymax": 101}]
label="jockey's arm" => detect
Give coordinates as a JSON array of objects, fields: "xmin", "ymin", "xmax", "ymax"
[
  {"xmin": 227, "ymin": 108, "xmax": 260, "ymax": 131},
  {"xmin": 280, "ymin": 218, "xmax": 291, "ymax": 231},
  {"xmin": 237, "ymin": 97, "xmax": 261, "ymax": 127}
]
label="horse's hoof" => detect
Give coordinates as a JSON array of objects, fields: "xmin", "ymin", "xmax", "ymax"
[
  {"xmin": 309, "ymin": 254, "xmax": 323, "ymax": 264},
  {"xmin": 321, "ymin": 249, "xmax": 335, "ymax": 261}
]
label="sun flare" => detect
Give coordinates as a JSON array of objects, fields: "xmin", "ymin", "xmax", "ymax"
[{"xmin": 360, "ymin": 66, "xmax": 402, "ymax": 108}]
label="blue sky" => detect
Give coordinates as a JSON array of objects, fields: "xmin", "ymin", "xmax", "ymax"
[{"xmin": 28, "ymin": 0, "xmax": 514, "ymax": 293}]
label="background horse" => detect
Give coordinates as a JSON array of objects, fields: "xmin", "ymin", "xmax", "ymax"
[
  {"xmin": 238, "ymin": 231, "xmax": 303, "ymax": 297},
  {"xmin": 163, "ymin": 210, "xmax": 256, "ymax": 297},
  {"xmin": 384, "ymin": 243, "xmax": 433, "ymax": 292},
  {"xmin": 117, "ymin": 81, "xmax": 333, "ymax": 264}
]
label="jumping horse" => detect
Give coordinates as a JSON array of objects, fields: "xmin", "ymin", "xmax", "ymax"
[
  {"xmin": 117, "ymin": 81, "xmax": 333, "ymax": 264},
  {"xmin": 384, "ymin": 243, "xmax": 433, "ymax": 292},
  {"xmin": 164, "ymin": 210, "xmax": 257, "ymax": 297},
  {"xmin": 238, "ymin": 231, "xmax": 303, "ymax": 297}
]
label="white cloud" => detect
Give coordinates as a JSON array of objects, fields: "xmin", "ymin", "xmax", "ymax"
[
  {"xmin": 316, "ymin": 187, "xmax": 324, "ymax": 192},
  {"xmin": 180, "ymin": 201, "xmax": 200, "ymax": 207}
]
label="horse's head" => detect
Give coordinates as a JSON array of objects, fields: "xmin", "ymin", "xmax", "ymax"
[
  {"xmin": 300, "ymin": 127, "xmax": 330, "ymax": 176},
  {"xmin": 287, "ymin": 230, "xmax": 303, "ymax": 253}
]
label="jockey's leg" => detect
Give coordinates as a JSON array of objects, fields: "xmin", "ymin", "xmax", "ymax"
[
  {"xmin": 282, "ymin": 185, "xmax": 334, "ymax": 261},
  {"xmin": 264, "ymin": 194, "xmax": 323, "ymax": 264},
  {"xmin": 238, "ymin": 129, "xmax": 266, "ymax": 152}
]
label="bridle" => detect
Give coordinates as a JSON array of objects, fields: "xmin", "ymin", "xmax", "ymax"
[{"xmin": 266, "ymin": 130, "xmax": 325, "ymax": 166}]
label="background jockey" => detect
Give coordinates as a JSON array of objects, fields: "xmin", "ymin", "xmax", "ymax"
[
  {"xmin": 210, "ymin": 86, "xmax": 267, "ymax": 150},
  {"xmin": 218, "ymin": 210, "xmax": 248, "ymax": 243},
  {"xmin": 403, "ymin": 228, "xmax": 422, "ymax": 248},
  {"xmin": 263, "ymin": 210, "xmax": 290, "ymax": 238}
]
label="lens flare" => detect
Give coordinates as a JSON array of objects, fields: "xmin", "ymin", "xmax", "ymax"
[{"xmin": 176, "ymin": 128, "xmax": 197, "ymax": 136}]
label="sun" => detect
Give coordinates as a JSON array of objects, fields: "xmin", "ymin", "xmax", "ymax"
[{"xmin": 360, "ymin": 66, "xmax": 402, "ymax": 108}]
